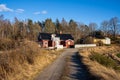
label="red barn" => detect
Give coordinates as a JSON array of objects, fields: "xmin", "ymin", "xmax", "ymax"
[{"xmin": 38, "ymin": 33, "xmax": 74, "ymax": 48}]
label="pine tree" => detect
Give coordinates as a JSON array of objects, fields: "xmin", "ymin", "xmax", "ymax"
[{"xmin": 44, "ymin": 19, "xmax": 55, "ymax": 33}]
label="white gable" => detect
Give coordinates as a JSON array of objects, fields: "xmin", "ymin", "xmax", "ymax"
[{"xmin": 105, "ymin": 37, "xmax": 111, "ymax": 44}]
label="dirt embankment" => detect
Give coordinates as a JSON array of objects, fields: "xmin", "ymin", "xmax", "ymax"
[{"xmin": 79, "ymin": 46, "xmax": 120, "ymax": 80}]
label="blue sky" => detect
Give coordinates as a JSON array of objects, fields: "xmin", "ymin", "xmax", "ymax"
[{"xmin": 0, "ymin": 0, "xmax": 120, "ymax": 25}]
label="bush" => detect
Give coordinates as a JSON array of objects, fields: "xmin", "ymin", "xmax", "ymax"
[
  {"xmin": 111, "ymin": 37, "xmax": 120, "ymax": 44},
  {"xmin": 0, "ymin": 40, "xmax": 41, "ymax": 80},
  {"xmin": 96, "ymin": 41, "xmax": 103, "ymax": 46},
  {"xmin": 90, "ymin": 53, "xmax": 117, "ymax": 68},
  {"xmin": 104, "ymin": 44, "xmax": 111, "ymax": 46},
  {"xmin": 0, "ymin": 38, "xmax": 19, "ymax": 50},
  {"xmin": 116, "ymin": 53, "xmax": 120, "ymax": 58},
  {"xmin": 0, "ymin": 39, "xmax": 62, "ymax": 80},
  {"xmin": 84, "ymin": 37, "xmax": 94, "ymax": 44}
]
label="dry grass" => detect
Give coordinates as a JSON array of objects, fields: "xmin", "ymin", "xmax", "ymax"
[
  {"xmin": 0, "ymin": 38, "xmax": 18, "ymax": 50},
  {"xmin": 0, "ymin": 39, "xmax": 62, "ymax": 80},
  {"xmin": 79, "ymin": 46, "xmax": 120, "ymax": 80}
]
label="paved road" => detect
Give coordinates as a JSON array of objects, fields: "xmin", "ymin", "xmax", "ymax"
[
  {"xmin": 34, "ymin": 49, "xmax": 78, "ymax": 80},
  {"xmin": 34, "ymin": 48, "xmax": 95, "ymax": 80}
]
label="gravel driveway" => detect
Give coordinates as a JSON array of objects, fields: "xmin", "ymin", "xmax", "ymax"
[{"xmin": 34, "ymin": 48, "xmax": 95, "ymax": 80}]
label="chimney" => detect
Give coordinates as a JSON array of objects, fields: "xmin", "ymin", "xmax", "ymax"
[{"xmin": 51, "ymin": 34, "xmax": 56, "ymax": 41}]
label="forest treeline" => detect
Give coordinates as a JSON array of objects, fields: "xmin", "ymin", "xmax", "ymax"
[{"xmin": 0, "ymin": 14, "xmax": 120, "ymax": 48}]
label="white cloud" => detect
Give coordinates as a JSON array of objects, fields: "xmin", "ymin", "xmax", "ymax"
[
  {"xmin": 41, "ymin": 10, "xmax": 47, "ymax": 14},
  {"xmin": 34, "ymin": 10, "xmax": 48, "ymax": 15},
  {"xmin": 16, "ymin": 9, "xmax": 24, "ymax": 13},
  {"xmin": 0, "ymin": 4, "xmax": 13, "ymax": 12}
]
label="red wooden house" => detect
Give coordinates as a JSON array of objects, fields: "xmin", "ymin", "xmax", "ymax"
[{"xmin": 38, "ymin": 33, "xmax": 74, "ymax": 48}]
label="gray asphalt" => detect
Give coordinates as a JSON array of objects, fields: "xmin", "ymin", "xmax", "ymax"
[{"xmin": 34, "ymin": 49, "xmax": 78, "ymax": 80}]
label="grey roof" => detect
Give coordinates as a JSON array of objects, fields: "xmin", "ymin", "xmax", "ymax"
[{"xmin": 38, "ymin": 33, "xmax": 74, "ymax": 41}]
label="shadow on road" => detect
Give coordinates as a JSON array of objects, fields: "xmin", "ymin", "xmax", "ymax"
[{"xmin": 69, "ymin": 52, "xmax": 99, "ymax": 80}]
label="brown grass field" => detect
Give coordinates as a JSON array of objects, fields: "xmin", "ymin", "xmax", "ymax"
[
  {"xmin": 79, "ymin": 46, "xmax": 120, "ymax": 80},
  {"xmin": 0, "ymin": 39, "xmax": 62, "ymax": 80}
]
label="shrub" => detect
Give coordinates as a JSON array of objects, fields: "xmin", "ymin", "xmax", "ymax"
[
  {"xmin": 0, "ymin": 40, "xmax": 40, "ymax": 79},
  {"xmin": 84, "ymin": 37, "xmax": 94, "ymax": 44},
  {"xmin": 104, "ymin": 44, "xmax": 111, "ymax": 46},
  {"xmin": 116, "ymin": 53, "xmax": 120, "ymax": 58},
  {"xmin": 96, "ymin": 41, "xmax": 103, "ymax": 46},
  {"xmin": 111, "ymin": 37, "xmax": 120, "ymax": 44},
  {"xmin": 0, "ymin": 38, "xmax": 19, "ymax": 50},
  {"xmin": 90, "ymin": 53, "xmax": 117, "ymax": 69}
]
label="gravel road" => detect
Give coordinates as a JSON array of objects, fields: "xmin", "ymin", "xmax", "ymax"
[
  {"xmin": 66, "ymin": 51, "xmax": 95, "ymax": 80},
  {"xmin": 34, "ymin": 48, "xmax": 95, "ymax": 80}
]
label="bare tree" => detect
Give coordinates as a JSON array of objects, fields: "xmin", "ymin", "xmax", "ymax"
[
  {"xmin": 101, "ymin": 20, "xmax": 109, "ymax": 37},
  {"xmin": 0, "ymin": 15, "xmax": 12, "ymax": 39},
  {"xmin": 89, "ymin": 22, "xmax": 98, "ymax": 37},
  {"xmin": 79, "ymin": 24, "xmax": 89, "ymax": 38},
  {"xmin": 109, "ymin": 17, "xmax": 120, "ymax": 38},
  {"xmin": 89, "ymin": 23, "xmax": 98, "ymax": 32}
]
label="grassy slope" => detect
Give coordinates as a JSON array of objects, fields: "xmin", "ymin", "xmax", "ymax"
[
  {"xmin": 79, "ymin": 46, "xmax": 120, "ymax": 80},
  {"xmin": 0, "ymin": 40, "xmax": 62, "ymax": 80}
]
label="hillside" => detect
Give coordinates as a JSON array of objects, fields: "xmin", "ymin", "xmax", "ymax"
[
  {"xmin": 79, "ymin": 46, "xmax": 120, "ymax": 80},
  {"xmin": 0, "ymin": 39, "xmax": 62, "ymax": 80}
]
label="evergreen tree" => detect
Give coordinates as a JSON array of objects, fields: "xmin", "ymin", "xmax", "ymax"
[
  {"xmin": 69, "ymin": 19, "xmax": 78, "ymax": 41},
  {"xmin": 44, "ymin": 19, "xmax": 55, "ymax": 33},
  {"xmin": 55, "ymin": 19, "xmax": 62, "ymax": 33}
]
